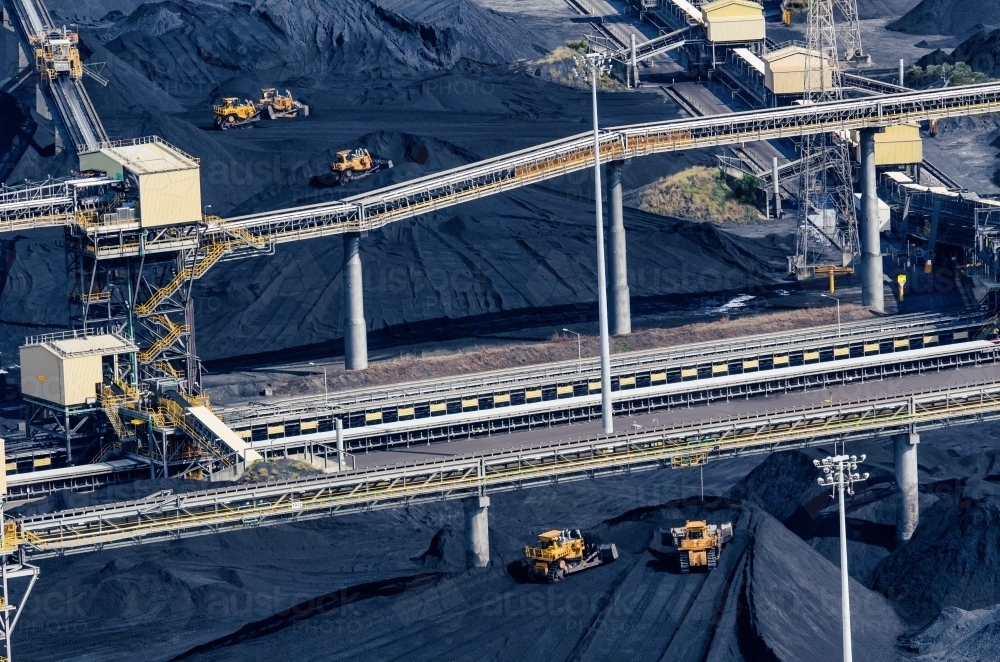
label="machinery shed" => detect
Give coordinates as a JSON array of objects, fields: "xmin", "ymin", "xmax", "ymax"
[
  {"xmin": 701, "ymin": 0, "xmax": 765, "ymax": 43},
  {"xmin": 763, "ymin": 46, "xmax": 834, "ymax": 95},
  {"xmin": 850, "ymin": 123, "xmax": 923, "ymax": 166},
  {"xmin": 79, "ymin": 137, "xmax": 202, "ymax": 228},
  {"xmin": 20, "ymin": 333, "xmax": 138, "ymax": 407}
]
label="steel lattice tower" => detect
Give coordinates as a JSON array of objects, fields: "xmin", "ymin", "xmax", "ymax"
[{"xmin": 793, "ymin": 0, "xmax": 860, "ymax": 274}]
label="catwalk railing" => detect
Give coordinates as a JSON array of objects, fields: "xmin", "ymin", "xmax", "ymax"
[
  {"xmin": 16, "ymin": 375, "xmax": 1000, "ymax": 558},
  {"xmin": 4, "ymin": 83, "xmax": 1000, "ymax": 254},
  {"xmin": 142, "ymin": 82, "xmax": 1000, "ymax": 254}
]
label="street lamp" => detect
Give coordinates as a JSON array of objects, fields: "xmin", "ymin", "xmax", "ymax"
[
  {"xmin": 584, "ymin": 51, "xmax": 614, "ymax": 435},
  {"xmin": 562, "ymin": 328, "xmax": 582, "ymax": 373},
  {"xmin": 821, "ymin": 293, "xmax": 841, "ymax": 337},
  {"xmin": 308, "ymin": 361, "xmax": 328, "ymax": 405},
  {"xmin": 814, "ymin": 454, "xmax": 869, "ymax": 662}
]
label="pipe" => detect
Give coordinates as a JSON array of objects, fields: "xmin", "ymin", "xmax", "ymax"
[
  {"xmin": 336, "ymin": 418, "xmax": 345, "ymax": 472},
  {"xmin": 772, "ymin": 156, "xmax": 781, "ymax": 217}
]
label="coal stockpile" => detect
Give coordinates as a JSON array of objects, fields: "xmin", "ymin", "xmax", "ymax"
[
  {"xmin": 887, "ymin": 0, "xmax": 1000, "ymax": 35},
  {"xmin": 941, "ymin": 28, "xmax": 1000, "ymax": 77},
  {"xmin": 856, "ymin": 0, "xmax": 922, "ymax": 20},
  {"xmin": 0, "ymin": 0, "xmax": 790, "ymax": 365}
]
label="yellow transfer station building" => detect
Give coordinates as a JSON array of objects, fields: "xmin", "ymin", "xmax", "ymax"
[
  {"xmin": 20, "ymin": 333, "xmax": 138, "ymax": 407},
  {"xmin": 701, "ymin": 0, "xmax": 766, "ymax": 43},
  {"xmin": 79, "ymin": 137, "xmax": 202, "ymax": 228},
  {"xmin": 763, "ymin": 46, "xmax": 834, "ymax": 95},
  {"xmin": 850, "ymin": 123, "xmax": 923, "ymax": 166}
]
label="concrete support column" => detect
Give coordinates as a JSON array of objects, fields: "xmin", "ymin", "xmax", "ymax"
[
  {"xmin": 894, "ymin": 432, "xmax": 919, "ymax": 545},
  {"xmin": 342, "ymin": 232, "xmax": 368, "ymax": 370},
  {"xmin": 607, "ymin": 160, "xmax": 631, "ymax": 335},
  {"xmin": 772, "ymin": 157, "xmax": 781, "ymax": 217},
  {"xmin": 463, "ymin": 495, "xmax": 490, "ymax": 568},
  {"xmin": 859, "ymin": 129, "xmax": 884, "ymax": 313}
]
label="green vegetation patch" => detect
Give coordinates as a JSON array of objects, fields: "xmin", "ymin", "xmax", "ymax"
[{"xmin": 640, "ymin": 166, "xmax": 762, "ymax": 224}]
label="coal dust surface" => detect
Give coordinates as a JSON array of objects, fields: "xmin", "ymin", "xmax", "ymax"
[{"xmin": 0, "ymin": 0, "xmax": 790, "ymax": 364}]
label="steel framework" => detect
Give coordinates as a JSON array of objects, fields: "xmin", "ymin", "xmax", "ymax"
[
  {"xmin": 14, "ymin": 375, "xmax": 1000, "ymax": 559},
  {"xmin": 794, "ymin": 0, "xmax": 859, "ymax": 274}
]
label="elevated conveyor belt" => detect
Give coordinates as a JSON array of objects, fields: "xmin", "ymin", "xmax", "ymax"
[
  {"xmin": 190, "ymin": 83, "xmax": 1000, "ymax": 255},
  {"xmin": 16, "ymin": 372, "xmax": 1000, "ymax": 558},
  {"xmin": 608, "ymin": 27, "xmax": 691, "ymax": 63},
  {"xmin": 219, "ymin": 312, "xmax": 986, "ymax": 437},
  {"xmin": 8, "ymin": 0, "xmax": 109, "ymax": 152},
  {"xmin": 240, "ymin": 340, "xmax": 998, "ymax": 455},
  {"xmin": 4, "ymin": 84, "xmax": 1000, "ymax": 252},
  {"xmin": 0, "ymin": 175, "xmax": 116, "ymax": 232}
]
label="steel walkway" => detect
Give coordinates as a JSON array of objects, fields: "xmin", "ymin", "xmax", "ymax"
[
  {"xmin": 16, "ymin": 370, "xmax": 1000, "ymax": 558},
  {"xmin": 218, "ymin": 312, "xmax": 986, "ymax": 442},
  {"xmin": 4, "ymin": 84, "xmax": 999, "ymax": 256}
]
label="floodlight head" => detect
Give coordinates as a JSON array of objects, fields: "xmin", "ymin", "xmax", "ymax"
[
  {"xmin": 813, "ymin": 459, "xmax": 821, "ymax": 467},
  {"xmin": 850, "ymin": 455, "xmax": 857, "ymax": 462},
  {"xmin": 817, "ymin": 478, "xmax": 824, "ymax": 486},
  {"xmin": 859, "ymin": 454, "xmax": 866, "ymax": 462},
  {"xmin": 862, "ymin": 472, "xmax": 870, "ymax": 480}
]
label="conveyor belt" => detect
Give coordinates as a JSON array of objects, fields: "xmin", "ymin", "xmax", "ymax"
[
  {"xmin": 8, "ymin": 0, "xmax": 109, "ymax": 152},
  {"xmin": 9, "ymin": 83, "xmax": 995, "ymax": 254},
  {"xmin": 219, "ymin": 312, "xmax": 986, "ymax": 435},
  {"xmin": 17, "ymin": 368, "xmax": 1000, "ymax": 558}
]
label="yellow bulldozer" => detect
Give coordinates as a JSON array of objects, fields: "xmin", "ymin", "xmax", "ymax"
[
  {"xmin": 257, "ymin": 88, "xmax": 309, "ymax": 119},
  {"xmin": 523, "ymin": 529, "xmax": 618, "ymax": 582},
  {"xmin": 667, "ymin": 520, "xmax": 733, "ymax": 573},
  {"xmin": 213, "ymin": 98, "xmax": 260, "ymax": 130},
  {"xmin": 329, "ymin": 148, "xmax": 393, "ymax": 185}
]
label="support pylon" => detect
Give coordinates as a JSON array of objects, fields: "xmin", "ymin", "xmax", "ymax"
[{"xmin": 793, "ymin": 0, "xmax": 859, "ymax": 276}]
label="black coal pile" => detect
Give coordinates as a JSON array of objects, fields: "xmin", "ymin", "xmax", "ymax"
[
  {"xmin": 856, "ymin": 0, "xmax": 922, "ymax": 20},
  {"xmin": 1, "ymin": 0, "xmax": 788, "ymax": 365},
  {"xmin": 871, "ymin": 479, "xmax": 1000, "ymax": 628},
  {"xmin": 950, "ymin": 28, "xmax": 1000, "ymax": 76},
  {"xmin": 15, "ymin": 490, "xmax": 901, "ymax": 661},
  {"xmin": 888, "ymin": 0, "xmax": 1000, "ymax": 36},
  {"xmin": 728, "ymin": 445, "xmax": 899, "ymax": 587},
  {"xmin": 55, "ymin": 0, "xmax": 545, "ymax": 84},
  {"xmin": 900, "ymin": 604, "xmax": 1000, "ymax": 661}
]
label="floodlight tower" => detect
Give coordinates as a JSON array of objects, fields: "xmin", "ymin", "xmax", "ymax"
[
  {"xmin": 815, "ymin": 453, "xmax": 870, "ymax": 662},
  {"xmin": 832, "ymin": 0, "xmax": 866, "ymax": 63},
  {"xmin": 793, "ymin": 0, "xmax": 860, "ymax": 275}
]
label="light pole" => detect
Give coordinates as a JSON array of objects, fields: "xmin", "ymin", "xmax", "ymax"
[
  {"xmin": 584, "ymin": 51, "xmax": 614, "ymax": 435},
  {"xmin": 562, "ymin": 328, "xmax": 582, "ymax": 373},
  {"xmin": 814, "ymin": 454, "xmax": 869, "ymax": 662},
  {"xmin": 308, "ymin": 361, "xmax": 328, "ymax": 405},
  {"xmin": 821, "ymin": 293, "xmax": 841, "ymax": 337}
]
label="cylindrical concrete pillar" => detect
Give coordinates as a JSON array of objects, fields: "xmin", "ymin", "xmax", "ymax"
[
  {"xmin": 607, "ymin": 160, "xmax": 631, "ymax": 336},
  {"xmin": 772, "ymin": 157, "xmax": 781, "ymax": 217},
  {"xmin": 859, "ymin": 129, "xmax": 884, "ymax": 313},
  {"xmin": 343, "ymin": 233, "xmax": 368, "ymax": 370},
  {"xmin": 894, "ymin": 433, "xmax": 919, "ymax": 545},
  {"xmin": 464, "ymin": 495, "xmax": 490, "ymax": 568}
]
